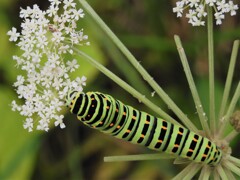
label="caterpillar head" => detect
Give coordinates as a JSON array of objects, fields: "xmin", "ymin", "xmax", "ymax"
[{"xmin": 65, "ymin": 90, "xmax": 78, "ymax": 109}]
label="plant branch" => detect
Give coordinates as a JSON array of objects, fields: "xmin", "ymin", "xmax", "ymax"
[
  {"xmin": 207, "ymin": 7, "xmax": 216, "ymax": 134},
  {"xmin": 218, "ymin": 40, "xmax": 239, "ymax": 121},
  {"xmin": 104, "ymin": 153, "xmax": 174, "ymax": 162},
  {"xmin": 174, "ymin": 35, "xmax": 211, "ymax": 137}
]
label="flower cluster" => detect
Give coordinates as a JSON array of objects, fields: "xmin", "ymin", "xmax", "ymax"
[
  {"xmin": 173, "ymin": 0, "xmax": 239, "ymax": 26},
  {"xmin": 7, "ymin": 0, "xmax": 89, "ymax": 132}
]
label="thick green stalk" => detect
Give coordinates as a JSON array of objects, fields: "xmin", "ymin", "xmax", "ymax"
[
  {"xmin": 73, "ymin": 47, "xmax": 179, "ymax": 125},
  {"xmin": 228, "ymin": 156, "xmax": 240, "ymax": 167},
  {"xmin": 104, "ymin": 153, "xmax": 174, "ymax": 162},
  {"xmin": 78, "ymin": 0, "xmax": 198, "ymax": 132},
  {"xmin": 224, "ymin": 130, "xmax": 239, "ymax": 142},
  {"xmin": 172, "ymin": 162, "xmax": 202, "ymax": 180},
  {"xmin": 218, "ymin": 40, "xmax": 239, "ymax": 120},
  {"xmin": 207, "ymin": 7, "xmax": 216, "ymax": 134},
  {"xmin": 216, "ymin": 165, "xmax": 228, "ymax": 179},
  {"xmin": 219, "ymin": 82, "xmax": 240, "ymax": 137},
  {"xmin": 223, "ymin": 160, "xmax": 240, "ymax": 177},
  {"xmin": 102, "ymin": 37, "xmax": 151, "ymax": 96},
  {"xmin": 199, "ymin": 166, "xmax": 211, "ymax": 180},
  {"xmin": 174, "ymin": 35, "xmax": 211, "ymax": 137}
]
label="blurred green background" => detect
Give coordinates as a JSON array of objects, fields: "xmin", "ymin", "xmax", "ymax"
[{"xmin": 1, "ymin": 0, "xmax": 240, "ymax": 179}]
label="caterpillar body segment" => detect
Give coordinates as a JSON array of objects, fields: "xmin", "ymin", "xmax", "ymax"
[{"xmin": 66, "ymin": 91, "xmax": 222, "ymax": 166}]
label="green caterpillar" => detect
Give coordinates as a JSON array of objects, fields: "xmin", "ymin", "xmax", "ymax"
[{"xmin": 66, "ymin": 91, "xmax": 222, "ymax": 166}]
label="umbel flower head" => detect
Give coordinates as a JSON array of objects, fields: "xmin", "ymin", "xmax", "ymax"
[
  {"xmin": 7, "ymin": 0, "xmax": 89, "ymax": 132},
  {"xmin": 173, "ymin": 0, "xmax": 239, "ymax": 26}
]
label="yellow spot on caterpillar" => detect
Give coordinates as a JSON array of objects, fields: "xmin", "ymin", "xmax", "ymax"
[
  {"xmin": 116, "ymin": 109, "xmax": 119, "ymax": 112},
  {"xmin": 126, "ymin": 129, "xmax": 131, "ymax": 133},
  {"xmin": 174, "ymin": 144, "xmax": 179, "ymax": 148},
  {"xmin": 178, "ymin": 131, "xmax": 183, "ymax": 135},
  {"xmin": 92, "ymin": 105, "xmax": 95, "ymax": 107},
  {"xmin": 162, "ymin": 126, "xmax": 167, "ymax": 130},
  {"xmin": 110, "ymin": 123, "xmax": 114, "ymax": 127},
  {"xmin": 202, "ymin": 154, "xmax": 207, "ymax": 157},
  {"xmin": 106, "ymin": 106, "xmax": 110, "ymax": 109},
  {"xmin": 99, "ymin": 121, "xmax": 103, "ymax": 124},
  {"xmin": 123, "ymin": 112, "xmax": 126, "ymax": 116},
  {"xmin": 193, "ymin": 138, "xmax": 198, "ymax": 142},
  {"xmin": 91, "ymin": 98, "xmax": 95, "ymax": 100},
  {"xmin": 145, "ymin": 120, "xmax": 150, "ymax": 124},
  {"xmin": 132, "ymin": 116, "xmax": 136, "ymax": 120},
  {"xmin": 140, "ymin": 134, "xmax": 145, "ymax": 138},
  {"xmin": 117, "ymin": 125, "xmax": 121, "ymax": 129},
  {"xmin": 188, "ymin": 149, "xmax": 194, "ymax": 152},
  {"xmin": 158, "ymin": 140, "xmax": 163, "ymax": 143}
]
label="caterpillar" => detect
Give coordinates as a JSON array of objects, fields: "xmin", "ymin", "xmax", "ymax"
[{"xmin": 66, "ymin": 91, "xmax": 222, "ymax": 166}]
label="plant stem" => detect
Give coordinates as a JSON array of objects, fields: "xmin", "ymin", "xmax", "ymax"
[
  {"xmin": 174, "ymin": 35, "xmax": 211, "ymax": 137},
  {"xmin": 172, "ymin": 162, "xmax": 202, "ymax": 180},
  {"xmin": 104, "ymin": 153, "xmax": 174, "ymax": 162},
  {"xmin": 224, "ymin": 130, "xmax": 239, "ymax": 142},
  {"xmin": 199, "ymin": 166, "xmax": 211, "ymax": 180},
  {"xmin": 228, "ymin": 156, "xmax": 240, "ymax": 167},
  {"xmin": 207, "ymin": 7, "xmax": 216, "ymax": 134},
  {"xmin": 73, "ymin": 47, "xmax": 179, "ymax": 125},
  {"xmin": 216, "ymin": 165, "xmax": 228, "ymax": 180},
  {"xmin": 223, "ymin": 160, "xmax": 240, "ymax": 177},
  {"xmin": 218, "ymin": 40, "xmax": 239, "ymax": 121},
  {"xmin": 78, "ymin": 0, "xmax": 198, "ymax": 132},
  {"xmin": 102, "ymin": 37, "xmax": 151, "ymax": 96},
  {"xmin": 219, "ymin": 81, "xmax": 240, "ymax": 137}
]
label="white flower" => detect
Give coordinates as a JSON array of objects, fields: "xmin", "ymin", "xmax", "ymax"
[
  {"xmin": 23, "ymin": 118, "xmax": 33, "ymax": 132},
  {"xmin": 66, "ymin": 59, "xmax": 79, "ymax": 72},
  {"xmin": 228, "ymin": 1, "xmax": 239, "ymax": 15},
  {"xmin": 173, "ymin": 0, "xmax": 239, "ymax": 26},
  {"xmin": 54, "ymin": 115, "xmax": 66, "ymax": 129},
  {"xmin": 8, "ymin": 0, "xmax": 89, "ymax": 132},
  {"xmin": 7, "ymin": 27, "xmax": 20, "ymax": 42},
  {"xmin": 215, "ymin": 12, "xmax": 225, "ymax": 25},
  {"xmin": 173, "ymin": 2, "xmax": 184, "ymax": 17}
]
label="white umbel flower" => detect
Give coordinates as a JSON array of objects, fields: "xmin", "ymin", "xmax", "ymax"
[
  {"xmin": 173, "ymin": 0, "xmax": 239, "ymax": 26},
  {"xmin": 8, "ymin": 0, "xmax": 89, "ymax": 132}
]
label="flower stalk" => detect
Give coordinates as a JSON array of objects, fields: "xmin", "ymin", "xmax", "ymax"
[
  {"xmin": 172, "ymin": 162, "xmax": 202, "ymax": 180},
  {"xmin": 218, "ymin": 40, "xmax": 240, "ymax": 120},
  {"xmin": 174, "ymin": 35, "xmax": 210, "ymax": 136},
  {"xmin": 104, "ymin": 153, "xmax": 174, "ymax": 162},
  {"xmin": 207, "ymin": 6, "xmax": 216, "ymax": 134}
]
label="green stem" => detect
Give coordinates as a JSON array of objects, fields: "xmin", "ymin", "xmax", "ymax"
[
  {"xmin": 228, "ymin": 155, "xmax": 240, "ymax": 167},
  {"xmin": 219, "ymin": 81, "xmax": 240, "ymax": 137},
  {"xmin": 224, "ymin": 169, "xmax": 237, "ymax": 180},
  {"xmin": 199, "ymin": 166, "xmax": 211, "ymax": 180},
  {"xmin": 223, "ymin": 160, "xmax": 240, "ymax": 176},
  {"xmin": 172, "ymin": 162, "xmax": 202, "ymax": 180},
  {"xmin": 104, "ymin": 153, "xmax": 174, "ymax": 162},
  {"xmin": 73, "ymin": 47, "xmax": 179, "ymax": 125},
  {"xmin": 102, "ymin": 37, "xmax": 151, "ymax": 96},
  {"xmin": 174, "ymin": 35, "xmax": 211, "ymax": 137},
  {"xmin": 216, "ymin": 165, "xmax": 228, "ymax": 180},
  {"xmin": 207, "ymin": 7, "xmax": 216, "ymax": 134},
  {"xmin": 224, "ymin": 130, "xmax": 239, "ymax": 142},
  {"xmin": 78, "ymin": 0, "xmax": 198, "ymax": 132},
  {"xmin": 218, "ymin": 40, "xmax": 239, "ymax": 120}
]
